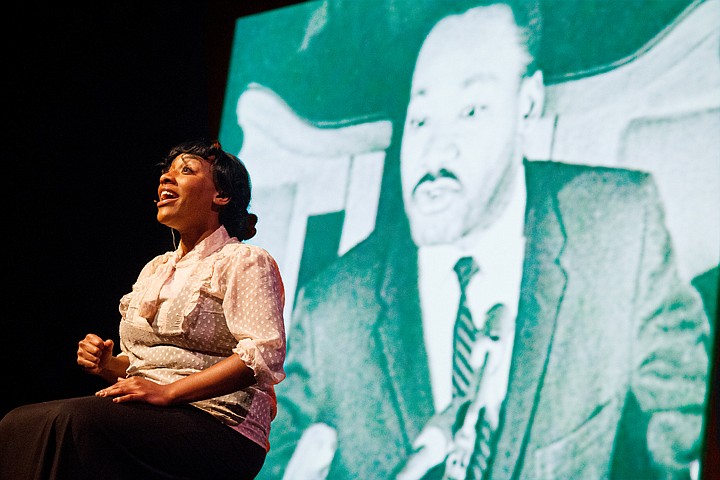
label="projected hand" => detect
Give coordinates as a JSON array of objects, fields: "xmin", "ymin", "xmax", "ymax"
[{"xmin": 396, "ymin": 426, "xmax": 450, "ymax": 480}]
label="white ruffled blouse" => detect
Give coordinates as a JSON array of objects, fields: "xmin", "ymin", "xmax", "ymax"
[{"xmin": 118, "ymin": 226, "xmax": 286, "ymax": 451}]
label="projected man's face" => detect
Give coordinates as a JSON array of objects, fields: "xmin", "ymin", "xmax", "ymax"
[{"xmin": 401, "ymin": 5, "xmax": 539, "ymax": 247}]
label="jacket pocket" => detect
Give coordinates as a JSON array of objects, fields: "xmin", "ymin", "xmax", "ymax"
[{"xmin": 532, "ymin": 400, "xmax": 619, "ymax": 479}]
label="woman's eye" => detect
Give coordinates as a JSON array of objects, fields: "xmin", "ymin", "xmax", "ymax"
[{"xmin": 181, "ymin": 166, "xmax": 193, "ymax": 174}]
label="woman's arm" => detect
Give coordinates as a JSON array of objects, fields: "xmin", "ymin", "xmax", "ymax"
[
  {"xmin": 166, "ymin": 353, "xmax": 256, "ymax": 403},
  {"xmin": 95, "ymin": 353, "xmax": 255, "ymax": 405}
]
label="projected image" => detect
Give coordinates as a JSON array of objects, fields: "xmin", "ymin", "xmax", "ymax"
[{"xmin": 219, "ymin": 1, "xmax": 719, "ymax": 479}]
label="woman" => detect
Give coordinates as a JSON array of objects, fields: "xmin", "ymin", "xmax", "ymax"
[{"xmin": 0, "ymin": 140, "xmax": 286, "ymax": 480}]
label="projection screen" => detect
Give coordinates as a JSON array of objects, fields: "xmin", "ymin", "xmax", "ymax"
[{"xmin": 219, "ymin": 1, "xmax": 719, "ymax": 478}]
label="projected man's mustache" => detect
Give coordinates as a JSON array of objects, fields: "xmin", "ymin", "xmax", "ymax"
[{"xmin": 413, "ymin": 168, "xmax": 459, "ymax": 195}]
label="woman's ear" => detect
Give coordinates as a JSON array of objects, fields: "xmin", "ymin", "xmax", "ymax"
[{"xmin": 213, "ymin": 192, "xmax": 231, "ymax": 206}]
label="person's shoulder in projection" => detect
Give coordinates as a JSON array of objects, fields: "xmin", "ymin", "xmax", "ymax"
[{"xmin": 260, "ymin": 1, "xmax": 710, "ymax": 479}]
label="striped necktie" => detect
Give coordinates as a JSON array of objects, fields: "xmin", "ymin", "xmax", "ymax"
[
  {"xmin": 451, "ymin": 256, "xmax": 479, "ymax": 398},
  {"xmin": 464, "ymin": 303, "xmax": 508, "ymax": 480},
  {"xmin": 465, "ymin": 410, "xmax": 494, "ymax": 480},
  {"xmin": 443, "ymin": 302, "xmax": 508, "ymax": 480}
]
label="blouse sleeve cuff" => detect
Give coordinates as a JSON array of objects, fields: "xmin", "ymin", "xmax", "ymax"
[{"xmin": 233, "ymin": 338, "xmax": 286, "ymax": 386}]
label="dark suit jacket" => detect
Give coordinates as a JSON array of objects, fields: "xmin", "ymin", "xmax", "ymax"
[{"xmin": 260, "ymin": 161, "xmax": 710, "ymax": 479}]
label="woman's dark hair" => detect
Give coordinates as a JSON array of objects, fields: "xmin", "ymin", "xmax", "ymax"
[{"xmin": 160, "ymin": 139, "xmax": 258, "ymax": 241}]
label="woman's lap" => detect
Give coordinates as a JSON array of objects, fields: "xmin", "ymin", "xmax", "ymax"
[{"xmin": 0, "ymin": 396, "xmax": 265, "ymax": 480}]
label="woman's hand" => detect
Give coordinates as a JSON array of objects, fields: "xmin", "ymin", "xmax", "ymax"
[
  {"xmin": 77, "ymin": 333, "xmax": 130, "ymax": 384},
  {"xmin": 77, "ymin": 333, "xmax": 114, "ymax": 376},
  {"xmin": 96, "ymin": 376, "xmax": 174, "ymax": 406}
]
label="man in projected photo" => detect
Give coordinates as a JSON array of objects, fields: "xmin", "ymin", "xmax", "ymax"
[{"xmin": 261, "ymin": 1, "xmax": 710, "ymax": 479}]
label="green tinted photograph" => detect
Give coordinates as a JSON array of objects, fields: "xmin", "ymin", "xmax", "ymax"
[{"xmin": 219, "ymin": 1, "xmax": 719, "ymax": 478}]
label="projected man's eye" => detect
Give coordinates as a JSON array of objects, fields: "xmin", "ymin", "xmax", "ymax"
[
  {"xmin": 409, "ymin": 117, "xmax": 426, "ymax": 128},
  {"xmin": 460, "ymin": 104, "xmax": 487, "ymax": 118}
]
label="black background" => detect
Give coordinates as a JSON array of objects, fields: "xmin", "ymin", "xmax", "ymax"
[
  {"xmin": 4, "ymin": 0, "xmax": 302, "ymax": 414},
  {"xmin": 4, "ymin": 0, "xmax": 717, "ymax": 476}
]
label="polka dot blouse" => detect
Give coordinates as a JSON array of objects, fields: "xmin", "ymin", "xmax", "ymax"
[{"xmin": 117, "ymin": 226, "xmax": 286, "ymax": 451}]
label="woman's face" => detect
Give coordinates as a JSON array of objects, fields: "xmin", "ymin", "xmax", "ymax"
[{"xmin": 156, "ymin": 154, "xmax": 222, "ymax": 233}]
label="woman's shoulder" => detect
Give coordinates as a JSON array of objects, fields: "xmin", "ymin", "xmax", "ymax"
[
  {"xmin": 220, "ymin": 240, "xmax": 272, "ymax": 256},
  {"xmin": 140, "ymin": 251, "xmax": 176, "ymax": 272},
  {"xmin": 218, "ymin": 241, "xmax": 279, "ymax": 269}
]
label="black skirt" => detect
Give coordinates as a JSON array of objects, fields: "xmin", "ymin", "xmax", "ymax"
[{"xmin": 0, "ymin": 395, "xmax": 266, "ymax": 480}]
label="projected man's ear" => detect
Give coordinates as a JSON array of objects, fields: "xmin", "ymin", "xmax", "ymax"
[{"xmin": 520, "ymin": 70, "xmax": 544, "ymax": 121}]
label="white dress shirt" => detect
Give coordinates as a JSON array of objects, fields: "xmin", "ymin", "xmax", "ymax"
[{"xmin": 419, "ymin": 166, "xmax": 527, "ymax": 414}]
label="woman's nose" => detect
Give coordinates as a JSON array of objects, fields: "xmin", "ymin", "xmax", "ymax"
[{"xmin": 159, "ymin": 171, "xmax": 175, "ymax": 184}]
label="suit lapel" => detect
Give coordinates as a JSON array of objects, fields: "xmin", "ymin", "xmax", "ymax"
[
  {"xmin": 491, "ymin": 161, "xmax": 569, "ymax": 478},
  {"xmin": 374, "ymin": 236, "xmax": 436, "ymax": 446}
]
